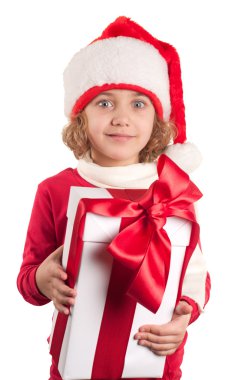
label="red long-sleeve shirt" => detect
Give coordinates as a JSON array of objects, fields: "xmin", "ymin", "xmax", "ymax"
[{"xmin": 17, "ymin": 167, "xmax": 210, "ymax": 380}]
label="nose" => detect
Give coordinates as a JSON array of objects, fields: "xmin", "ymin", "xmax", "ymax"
[
  {"xmin": 111, "ymin": 111, "xmax": 130, "ymax": 127},
  {"xmin": 111, "ymin": 118, "xmax": 129, "ymax": 127}
]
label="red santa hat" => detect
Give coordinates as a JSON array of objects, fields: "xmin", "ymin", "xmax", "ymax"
[{"xmin": 64, "ymin": 16, "xmax": 202, "ymax": 169}]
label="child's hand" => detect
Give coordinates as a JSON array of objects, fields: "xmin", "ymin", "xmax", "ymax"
[
  {"xmin": 134, "ymin": 301, "xmax": 192, "ymax": 356},
  {"xmin": 35, "ymin": 245, "xmax": 77, "ymax": 315}
]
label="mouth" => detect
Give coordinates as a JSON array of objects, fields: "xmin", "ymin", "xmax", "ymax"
[{"xmin": 106, "ymin": 133, "xmax": 135, "ymax": 141}]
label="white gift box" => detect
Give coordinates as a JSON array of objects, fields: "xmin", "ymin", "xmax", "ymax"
[{"xmin": 50, "ymin": 186, "xmax": 192, "ymax": 380}]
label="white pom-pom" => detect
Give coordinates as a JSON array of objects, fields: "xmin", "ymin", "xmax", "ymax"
[{"xmin": 164, "ymin": 142, "xmax": 202, "ymax": 173}]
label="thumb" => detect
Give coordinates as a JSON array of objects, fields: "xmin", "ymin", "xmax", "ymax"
[
  {"xmin": 174, "ymin": 301, "xmax": 193, "ymax": 316},
  {"xmin": 51, "ymin": 245, "xmax": 64, "ymax": 261},
  {"xmin": 50, "ymin": 245, "xmax": 67, "ymax": 281}
]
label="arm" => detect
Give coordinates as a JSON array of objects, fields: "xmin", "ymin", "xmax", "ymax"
[
  {"xmin": 180, "ymin": 243, "xmax": 211, "ymax": 323},
  {"xmin": 17, "ymin": 183, "xmax": 76, "ymax": 312},
  {"xmin": 17, "ymin": 184, "xmax": 57, "ymax": 305},
  {"xmin": 134, "ymin": 243, "xmax": 211, "ymax": 355},
  {"xmin": 180, "ymin": 199, "xmax": 211, "ymax": 323}
]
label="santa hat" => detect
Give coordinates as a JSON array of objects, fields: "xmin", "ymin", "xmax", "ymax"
[{"xmin": 64, "ymin": 16, "xmax": 201, "ymax": 171}]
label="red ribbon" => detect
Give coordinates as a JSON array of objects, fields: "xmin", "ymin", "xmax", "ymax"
[{"xmin": 66, "ymin": 154, "xmax": 202, "ymax": 314}]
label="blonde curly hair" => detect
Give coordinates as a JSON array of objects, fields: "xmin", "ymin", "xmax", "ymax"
[{"xmin": 62, "ymin": 111, "xmax": 177, "ymax": 163}]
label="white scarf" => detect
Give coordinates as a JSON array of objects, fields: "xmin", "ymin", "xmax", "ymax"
[
  {"xmin": 77, "ymin": 142, "xmax": 202, "ymax": 189},
  {"xmin": 77, "ymin": 159, "xmax": 157, "ymax": 189}
]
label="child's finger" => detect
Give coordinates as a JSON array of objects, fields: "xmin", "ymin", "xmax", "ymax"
[
  {"xmin": 53, "ymin": 299, "xmax": 71, "ymax": 315},
  {"xmin": 137, "ymin": 339, "xmax": 177, "ymax": 352},
  {"xmin": 134, "ymin": 331, "xmax": 179, "ymax": 344},
  {"xmin": 52, "ymin": 279, "xmax": 76, "ymax": 297},
  {"xmin": 52, "ymin": 287, "xmax": 76, "ymax": 307},
  {"xmin": 138, "ymin": 324, "xmax": 177, "ymax": 336},
  {"xmin": 58, "ymin": 285, "xmax": 77, "ymax": 298},
  {"xmin": 55, "ymin": 267, "xmax": 68, "ymax": 281},
  {"xmin": 55, "ymin": 293, "xmax": 75, "ymax": 307},
  {"xmin": 138, "ymin": 325, "xmax": 161, "ymax": 335},
  {"xmin": 45, "ymin": 258, "xmax": 64, "ymax": 275},
  {"xmin": 151, "ymin": 348, "xmax": 177, "ymax": 356},
  {"xmin": 47, "ymin": 260, "xmax": 67, "ymax": 281}
]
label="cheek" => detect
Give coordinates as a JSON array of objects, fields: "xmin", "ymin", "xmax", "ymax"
[
  {"xmin": 86, "ymin": 122, "xmax": 102, "ymax": 140},
  {"xmin": 143, "ymin": 122, "xmax": 154, "ymax": 142},
  {"xmin": 85, "ymin": 129, "xmax": 98, "ymax": 149}
]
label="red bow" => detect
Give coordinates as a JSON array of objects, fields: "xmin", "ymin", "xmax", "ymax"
[{"xmin": 67, "ymin": 154, "xmax": 202, "ymax": 313}]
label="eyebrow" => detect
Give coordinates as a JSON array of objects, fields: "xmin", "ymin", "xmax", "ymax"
[
  {"xmin": 95, "ymin": 92, "xmax": 114, "ymax": 97},
  {"xmin": 134, "ymin": 92, "xmax": 150, "ymax": 98}
]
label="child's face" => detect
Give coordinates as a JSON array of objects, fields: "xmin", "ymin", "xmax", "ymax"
[{"xmin": 84, "ymin": 89, "xmax": 155, "ymax": 166}]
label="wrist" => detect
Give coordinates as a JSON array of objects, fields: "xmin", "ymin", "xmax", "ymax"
[{"xmin": 35, "ymin": 265, "xmax": 50, "ymax": 300}]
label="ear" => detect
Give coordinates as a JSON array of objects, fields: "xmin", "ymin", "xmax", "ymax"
[{"xmin": 164, "ymin": 142, "xmax": 202, "ymax": 174}]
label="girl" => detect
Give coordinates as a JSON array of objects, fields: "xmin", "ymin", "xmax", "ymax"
[{"xmin": 17, "ymin": 16, "xmax": 210, "ymax": 380}]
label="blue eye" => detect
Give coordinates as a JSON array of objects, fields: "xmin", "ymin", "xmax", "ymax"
[
  {"xmin": 133, "ymin": 101, "xmax": 145, "ymax": 108},
  {"xmin": 98, "ymin": 100, "xmax": 113, "ymax": 107}
]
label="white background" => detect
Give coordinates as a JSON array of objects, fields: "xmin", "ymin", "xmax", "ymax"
[{"xmin": 1, "ymin": 0, "xmax": 251, "ymax": 379}]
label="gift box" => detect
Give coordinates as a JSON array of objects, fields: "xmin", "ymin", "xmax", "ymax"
[
  {"xmin": 50, "ymin": 187, "xmax": 192, "ymax": 379},
  {"xmin": 49, "ymin": 156, "xmax": 201, "ymax": 380}
]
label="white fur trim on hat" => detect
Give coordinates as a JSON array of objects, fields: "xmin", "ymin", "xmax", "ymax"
[
  {"xmin": 164, "ymin": 142, "xmax": 202, "ymax": 173},
  {"xmin": 64, "ymin": 36, "xmax": 170, "ymax": 119}
]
